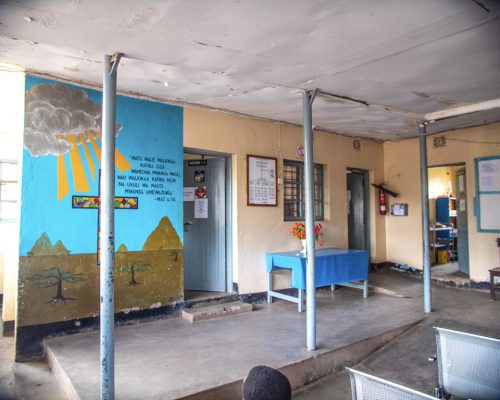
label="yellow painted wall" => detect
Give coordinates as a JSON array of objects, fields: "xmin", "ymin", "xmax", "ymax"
[
  {"xmin": 384, "ymin": 123, "xmax": 500, "ymax": 281},
  {"xmin": 383, "ymin": 139, "xmax": 423, "ymax": 270},
  {"xmin": 0, "ymin": 68, "xmax": 24, "ymax": 325},
  {"xmin": 184, "ymin": 107, "xmax": 386, "ymax": 294}
]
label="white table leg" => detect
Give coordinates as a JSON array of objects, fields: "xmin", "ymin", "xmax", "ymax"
[
  {"xmin": 267, "ymin": 270, "xmax": 272, "ymax": 303},
  {"xmin": 363, "ymin": 280, "xmax": 368, "ymax": 298},
  {"xmin": 298, "ymin": 289, "xmax": 304, "ymax": 312}
]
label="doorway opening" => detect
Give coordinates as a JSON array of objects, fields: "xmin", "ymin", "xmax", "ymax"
[
  {"xmin": 346, "ymin": 168, "xmax": 370, "ymax": 254},
  {"xmin": 183, "ymin": 150, "xmax": 233, "ymax": 301},
  {"xmin": 428, "ymin": 164, "xmax": 469, "ymax": 278}
]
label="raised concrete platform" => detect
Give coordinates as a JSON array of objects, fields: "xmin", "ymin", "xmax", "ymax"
[
  {"xmin": 45, "ymin": 284, "xmax": 425, "ymax": 400},
  {"xmin": 182, "ymin": 300, "xmax": 253, "ymax": 323}
]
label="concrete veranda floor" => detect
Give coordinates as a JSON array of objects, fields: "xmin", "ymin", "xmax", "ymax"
[
  {"xmin": 295, "ymin": 271, "xmax": 500, "ymax": 399},
  {"xmin": 1, "ymin": 269, "xmax": 499, "ymax": 399}
]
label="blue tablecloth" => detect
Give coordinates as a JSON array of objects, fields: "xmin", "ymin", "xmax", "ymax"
[{"xmin": 266, "ymin": 248, "xmax": 369, "ymax": 290}]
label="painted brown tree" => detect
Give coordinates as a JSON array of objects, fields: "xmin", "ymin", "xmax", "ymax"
[
  {"xmin": 119, "ymin": 260, "xmax": 151, "ymax": 286},
  {"xmin": 169, "ymin": 249, "xmax": 180, "ymax": 261},
  {"xmin": 28, "ymin": 266, "xmax": 86, "ymax": 304}
]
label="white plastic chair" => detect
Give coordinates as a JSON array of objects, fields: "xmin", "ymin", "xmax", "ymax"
[
  {"xmin": 347, "ymin": 367, "xmax": 436, "ymax": 400},
  {"xmin": 434, "ymin": 327, "xmax": 500, "ymax": 400}
]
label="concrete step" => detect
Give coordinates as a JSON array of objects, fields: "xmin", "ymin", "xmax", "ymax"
[
  {"xmin": 177, "ymin": 320, "xmax": 420, "ymax": 400},
  {"xmin": 182, "ymin": 301, "xmax": 253, "ymax": 323}
]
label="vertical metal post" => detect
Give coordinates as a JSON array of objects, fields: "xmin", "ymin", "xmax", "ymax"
[
  {"xmin": 101, "ymin": 53, "xmax": 121, "ymax": 400},
  {"xmin": 303, "ymin": 89, "xmax": 317, "ymax": 351},
  {"xmin": 419, "ymin": 124, "xmax": 432, "ymax": 313}
]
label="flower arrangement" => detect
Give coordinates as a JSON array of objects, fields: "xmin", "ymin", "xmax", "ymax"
[{"xmin": 291, "ymin": 222, "xmax": 325, "ymax": 246}]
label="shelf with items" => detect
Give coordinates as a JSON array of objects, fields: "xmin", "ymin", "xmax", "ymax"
[
  {"xmin": 435, "ymin": 197, "xmax": 457, "ymax": 261},
  {"xmin": 430, "ymin": 225, "xmax": 455, "ymax": 265}
]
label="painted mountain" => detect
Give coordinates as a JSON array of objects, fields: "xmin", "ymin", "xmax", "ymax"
[
  {"xmin": 143, "ymin": 216, "xmax": 182, "ymax": 250},
  {"xmin": 28, "ymin": 233, "xmax": 70, "ymax": 256}
]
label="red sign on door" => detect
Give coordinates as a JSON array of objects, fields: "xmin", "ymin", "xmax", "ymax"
[{"xmin": 195, "ymin": 186, "xmax": 207, "ymax": 199}]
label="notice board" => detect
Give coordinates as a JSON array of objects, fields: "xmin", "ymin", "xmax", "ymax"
[
  {"xmin": 247, "ymin": 155, "xmax": 277, "ymax": 206},
  {"xmin": 475, "ymin": 155, "xmax": 500, "ymax": 232}
]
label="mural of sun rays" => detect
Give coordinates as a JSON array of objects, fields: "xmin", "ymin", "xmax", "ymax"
[
  {"xmin": 56, "ymin": 131, "xmax": 132, "ymax": 201},
  {"xmin": 23, "ymin": 82, "xmax": 134, "ymax": 201}
]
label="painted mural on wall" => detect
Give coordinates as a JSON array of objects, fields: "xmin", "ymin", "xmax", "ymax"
[{"xmin": 18, "ymin": 76, "xmax": 184, "ymax": 327}]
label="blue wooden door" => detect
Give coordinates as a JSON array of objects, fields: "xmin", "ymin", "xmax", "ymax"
[{"xmin": 183, "ymin": 158, "xmax": 226, "ymax": 291}]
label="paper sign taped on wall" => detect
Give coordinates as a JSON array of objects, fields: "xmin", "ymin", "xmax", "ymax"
[
  {"xmin": 183, "ymin": 187, "xmax": 195, "ymax": 202},
  {"xmin": 194, "ymin": 198, "xmax": 208, "ymax": 218}
]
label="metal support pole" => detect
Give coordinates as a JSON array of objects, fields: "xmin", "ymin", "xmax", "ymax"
[
  {"xmin": 419, "ymin": 124, "xmax": 432, "ymax": 313},
  {"xmin": 100, "ymin": 52, "xmax": 121, "ymax": 400},
  {"xmin": 303, "ymin": 89, "xmax": 317, "ymax": 351}
]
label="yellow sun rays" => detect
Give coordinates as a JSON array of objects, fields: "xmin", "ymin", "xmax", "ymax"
[
  {"xmin": 96, "ymin": 131, "xmax": 133, "ymax": 172},
  {"xmin": 56, "ymin": 132, "xmax": 132, "ymax": 201},
  {"xmin": 56, "ymin": 134, "xmax": 70, "ymax": 201},
  {"xmin": 67, "ymin": 135, "xmax": 91, "ymax": 192}
]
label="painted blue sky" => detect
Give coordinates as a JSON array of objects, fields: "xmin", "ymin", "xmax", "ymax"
[{"xmin": 20, "ymin": 76, "xmax": 183, "ymax": 256}]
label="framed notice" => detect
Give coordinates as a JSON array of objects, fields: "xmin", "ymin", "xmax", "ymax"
[
  {"xmin": 247, "ymin": 155, "xmax": 277, "ymax": 206},
  {"xmin": 475, "ymin": 155, "xmax": 500, "ymax": 232}
]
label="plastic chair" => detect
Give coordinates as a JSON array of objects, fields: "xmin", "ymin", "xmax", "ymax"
[
  {"xmin": 434, "ymin": 327, "xmax": 500, "ymax": 400},
  {"xmin": 347, "ymin": 367, "xmax": 436, "ymax": 400}
]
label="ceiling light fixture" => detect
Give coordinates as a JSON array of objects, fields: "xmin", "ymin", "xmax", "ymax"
[{"xmin": 164, "ymin": 81, "xmax": 169, "ymax": 87}]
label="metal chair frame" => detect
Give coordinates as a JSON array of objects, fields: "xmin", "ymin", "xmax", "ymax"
[
  {"xmin": 434, "ymin": 327, "xmax": 500, "ymax": 400},
  {"xmin": 347, "ymin": 367, "xmax": 437, "ymax": 400}
]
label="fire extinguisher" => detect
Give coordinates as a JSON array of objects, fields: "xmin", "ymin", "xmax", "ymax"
[{"xmin": 379, "ymin": 188, "xmax": 386, "ymax": 215}]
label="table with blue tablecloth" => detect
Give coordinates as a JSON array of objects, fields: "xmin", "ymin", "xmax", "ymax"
[{"xmin": 266, "ymin": 248, "xmax": 369, "ymax": 312}]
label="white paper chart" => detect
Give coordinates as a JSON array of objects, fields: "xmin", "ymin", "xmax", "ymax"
[{"xmin": 248, "ymin": 156, "xmax": 277, "ymax": 206}]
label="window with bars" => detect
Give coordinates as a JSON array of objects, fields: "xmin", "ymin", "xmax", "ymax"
[
  {"xmin": 283, "ymin": 160, "xmax": 324, "ymax": 221},
  {"xmin": 0, "ymin": 160, "xmax": 18, "ymax": 221}
]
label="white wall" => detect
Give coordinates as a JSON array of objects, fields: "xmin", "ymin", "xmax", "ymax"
[{"xmin": 0, "ymin": 68, "xmax": 24, "ymax": 324}]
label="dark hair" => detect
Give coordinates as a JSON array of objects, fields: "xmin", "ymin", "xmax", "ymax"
[{"xmin": 242, "ymin": 365, "xmax": 291, "ymax": 400}]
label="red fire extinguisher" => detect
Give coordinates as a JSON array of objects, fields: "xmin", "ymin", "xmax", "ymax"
[{"xmin": 379, "ymin": 188, "xmax": 386, "ymax": 215}]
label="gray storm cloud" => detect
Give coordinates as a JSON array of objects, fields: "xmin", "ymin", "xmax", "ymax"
[{"xmin": 24, "ymin": 83, "xmax": 121, "ymax": 157}]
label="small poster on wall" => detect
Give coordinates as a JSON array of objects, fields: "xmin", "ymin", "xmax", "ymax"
[
  {"xmin": 195, "ymin": 186, "xmax": 207, "ymax": 199},
  {"xmin": 247, "ymin": 154, "xmax": 277, "ymax": 206},
  {"xmin": 194, "ymin": 198, "xmax": 208, "ymax": 218},
  {"xmin": 183, "ymin": 187, "xmax": 195, "ymax": 202},
  {"xmin": 194, "ymin": 170, "xmax": 205, "ymax": 182}
]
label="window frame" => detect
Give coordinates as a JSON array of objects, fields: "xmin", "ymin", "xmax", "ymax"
[{"xmin": 283, "ymin": 159, "xmax": 324, "ymax": 221}]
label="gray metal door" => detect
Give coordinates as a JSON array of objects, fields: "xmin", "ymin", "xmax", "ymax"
[
  {"xmin": 456, "ymin": 168, "xmax": 469, "ymax": 275},
  {"xmin": 183, "ymin": 158, "xmax": 226, "ymax": 291},
  {"xmin": 347, "ymin": 169, "xmax": 368, "ymax": 251}
]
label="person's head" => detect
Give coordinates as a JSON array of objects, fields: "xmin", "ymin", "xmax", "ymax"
[{"xmin": 242, "ymin": 365, "xmax": 291, "ymax": 400}]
